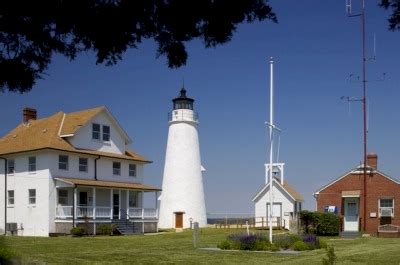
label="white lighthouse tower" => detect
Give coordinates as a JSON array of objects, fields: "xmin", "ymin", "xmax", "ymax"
[{"xmin": 158, "ymin": 87, "xmax": 207, "ymax": 229}]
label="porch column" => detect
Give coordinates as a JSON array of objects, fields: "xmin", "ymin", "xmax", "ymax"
[
  {"xmin": 110, "ymin": 189, "xmax": 113, "ymax": 220},
  {"xmin": 93, "ymin": 187, "xmax": 96, "ymax": 235},
  {"xmin": 73, "ymin": 187, "xmax": 77, "ymax": 227},
  {"xmin": 126, "ymin": 190, "xmax": 130, "ymax": 219},
  {"xmin": 93, "ymin": 187, "xmax": 96, "ymax": 220},
  {"xmin": 118, "ymin": 189, "xmax": 121, "ymax": 219},
  {"xmin": 142, "ymin": 191, "xmax": 144, "ymax": 219}
]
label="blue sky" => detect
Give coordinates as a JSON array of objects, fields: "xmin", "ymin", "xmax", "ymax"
[{"xmin": 1, "ymin": 0, "xmax": 399, "ymax": 214}]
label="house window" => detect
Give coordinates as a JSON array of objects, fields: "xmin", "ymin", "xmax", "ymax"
[
  {"xmin": 7, "ymin": 159, "xmax": 15, "ymax": 174},
  {"xmin": 8, "ymin": 190, "xmax": 14, "ymax": 205},
  {"xmin": 28, "ymin": 156, "xmax": 36, "ymax": 173},
  {"xmin": 129, "ymin": 191, "xmax": 138, "ymax": 207},
  {"xmin": 379, "ymin": 198, "xmax": 394, "ymax": 217},
  {"xmin": 58, "ymin": 190, "xmax": 68, "ymax": 205},
  {"xmin": 28, "ymin": 189, "xmax": 36, "ymax": 204},
  {"xmin": 92, "ymin": 123, "xmax": 101, "ymax": 140},
  {"xmin": 113, "ymin": 162, "xmax": 121, "ymax": 175},
  {"xmin": 79, "ymin": 158, "xmax": 88, "ymax": 172},
  {"xmin": 58, "ymin": 155, "xmax": 69, "ymax": 170},
  {"xmin": 129, "ymin": 164, "xmax": 136, "ymax": 177},
  {"xmin": 102, "ymin": 125, "xmax": 110, "ymax": 141}
]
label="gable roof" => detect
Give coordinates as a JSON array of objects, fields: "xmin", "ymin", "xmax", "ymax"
[
  {"xmin": 252, "ymin": 178, "xmax": 304, "ymax": 202},
  {"xmin": 314, "ymin": 166, "xmax": 400, "ymax": 195},
  {"xmin": 59, "ymin": 106, "xmax": 132, "ymax": 144},
  {"xmin": 0, "ymin": 108, "xmax": 150, "ymax": 163}
]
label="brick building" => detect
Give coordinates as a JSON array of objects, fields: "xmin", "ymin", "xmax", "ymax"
[{"xmin": 313, "ymin": 154, "xmax": 400, "ymax": 235}]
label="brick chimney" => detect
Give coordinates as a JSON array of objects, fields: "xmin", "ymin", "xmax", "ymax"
[
  {"xmin": 367, "ymin": 153, "xmax": 378, "ymax": 170},
  {"xmin": 23, "ymin": 108, "xmax": 37, "ymax": 123}
]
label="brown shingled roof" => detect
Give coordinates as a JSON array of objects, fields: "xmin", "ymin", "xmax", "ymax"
[
  {"xmin": 0, "ymin": 107, "xmax": 150, "ymax": 163},
  {"xmin": 282, "ymin": 180, "xmax": 304, "ymax": 202},
  {"xmin": 56, "ymin": 177, "xmax": 160, "ymax": 191}
]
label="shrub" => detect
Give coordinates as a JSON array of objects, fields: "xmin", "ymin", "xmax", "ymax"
[
  {"xmin": 0, "ymin": 237, "xmax": 16, "ymax": 264},
  {"xmin": 274, "ymin": 234, "xmax": 301, "ymax": 249},
  {"xmin": 70, "ymin": 227, "xmax": 84, "ymax": 237},
  {"xmin": 322, "ymin": 246, "xmax": 337, "ymax": 265},
  {"xmin": 302, "ymin": 234, "xmax": 320, "ymax": 250},
  {"xmin": 316, "ymin": 213, "xmax": 340, "ymax": 236},
  {"xmin": 227, "ymin": 233, "xmax": 269, "ymax": 250},
  {"xmin": 217, "ymin": 240, "xmax": 232, "ymax": 250},
  {"xmin": 98, "ymin": 224, "xmax": 116, "ymax": 236},
  {"xmin": 293, "ymin": 241, "xmax": 309, "ymax": 251},
  {"xmin": 270, "ymin": 243, "xmax": 280, "ymax": 252}
]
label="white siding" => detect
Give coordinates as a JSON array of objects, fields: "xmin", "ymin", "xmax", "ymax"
[
  {"xmin": 68, "ymin": 112, "xmax": 127, "ymax": 154},
  {"xmin": 254, "ymin": 181, "xmax": 295, "ymax": 230},
  {"xmin": 1, "ymin": 152, "xmax": 51, "ymax": 236}
]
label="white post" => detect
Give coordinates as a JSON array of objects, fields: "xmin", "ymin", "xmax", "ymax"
[
  {"xmin": 118, "ymin": 189, "xmax": 121, "ymax": 219},
  {"xmin": 74, "ymin": 188, "xmax": 78, "ymax": 220},
  {"xmin": 126, "ymin": 190, "xmax": 130, "ymax": 219},
  {"xmin": 93, "ymin": 187, "xmax": 96, "ymax": 219},
  {"xmin": 268, "ymin": 57, "xmax": 274, "ymax": 244},
  {"xmin": 110, "ymin": 189, "xmax": 113, "ymax": 220},
  {"xmin": 155, "ymin": 191, "xmax": 158, "ymax": 218}
]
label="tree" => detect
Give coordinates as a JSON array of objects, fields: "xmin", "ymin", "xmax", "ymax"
[
  {"xmin": 380, "ymin": 0, "xmax": 400, "ymax": 31},
  {"xmin": 0, "ymin": 0, "xmax": 277, "ymax": 93}
]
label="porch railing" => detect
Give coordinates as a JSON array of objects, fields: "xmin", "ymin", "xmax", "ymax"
[
  {"xmin": 128, "ymin": 208, "xmax": 158, "ymax": 219},
  {"xmin": 55, "ymin": 206, "xmax": 157, "ymax": 219}
]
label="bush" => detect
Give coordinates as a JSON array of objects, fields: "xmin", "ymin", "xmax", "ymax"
[
  {"xmin": 270, "ymin": 243, "xmax": 280, "ymax": 252},
  {"xmin": 322, "ymin": 245, "xmax": 337, "ymax": 265},
  {"xmin": 70, "ymin": 227, "xmax": 84, "ymax": 237},
  {"xmin": 217, "ymin": 240, "xmax": 232, "ymax": 250},
  {"xmin": 299, "ymin": 211, "xmax": 340, "ymax": 236},
  {"xmin": 293, "ymin": 241, "xmax": 309, "ymax": 251},
  {"xmin": 98, "ymin": 224, "xmax": 116, "ymax": 235},
  {"xmin": 316, "ymin": 213, "xmax": 340, "ymax": 236},
  {"xmin": 274, "ymin": 234, "xmax": 301, "ymax": 249},
  {"xmin": 302, "ymin": 234, "xmax": 320, "ymax": 250},
  {"xmin": 0, "ymin": 237, "xmax": 16, "ymax": 264},
  {"xmin": 227, "ymin": 233, "xmax": 269, "ymax": 250}
]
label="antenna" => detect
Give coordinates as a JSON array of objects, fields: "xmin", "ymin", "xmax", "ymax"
[{"xmin": 346, "ymin": 0, "xmax": 352, "ymax": 15}]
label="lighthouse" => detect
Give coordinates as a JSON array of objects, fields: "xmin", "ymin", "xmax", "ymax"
[{"xmin": 158, "ymin": 87, "xmax": 207, "ymax": 229}]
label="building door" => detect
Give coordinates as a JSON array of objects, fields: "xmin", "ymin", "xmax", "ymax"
[
  {"xmin": 266, "ymin": 203, "xmax": 282, "ymax": 227},
  {"xmin": 175, "ymin": 213, "xmax": 183, "ymax": 228},
  {"xmin": 344, "ymin": 198, "xmax": 359, "ymax": 231},
  {"xmin": 113, "ymin": 193, "xmax": 120, "ymax": 219}
]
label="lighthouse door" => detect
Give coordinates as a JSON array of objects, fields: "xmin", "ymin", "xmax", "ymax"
[{"xmin": 175, "ymin": 213, "xmax": 183, "ymax": 228}]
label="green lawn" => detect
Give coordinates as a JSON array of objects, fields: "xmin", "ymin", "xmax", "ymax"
[{"xmin": 3, "ymin": 229, "xmax": 400, "ymax": 264}]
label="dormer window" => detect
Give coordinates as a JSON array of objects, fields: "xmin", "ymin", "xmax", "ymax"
[
  {"xmin": 92, "ymin": 124, "xmax": 101, "ymax": 140},
  {"xmin": 102, "ymin": 125, "xmax": 110, "ymax": 141}
]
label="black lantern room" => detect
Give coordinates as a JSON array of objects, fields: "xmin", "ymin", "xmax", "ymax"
[{"xmin": 172, "ymin": 87, "xmax": 194, "ymax": 110}]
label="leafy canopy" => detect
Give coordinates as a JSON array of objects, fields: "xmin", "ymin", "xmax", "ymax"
[{"xmin": 0, "ymin": 0, "xmax": 277, "ymax": 93}]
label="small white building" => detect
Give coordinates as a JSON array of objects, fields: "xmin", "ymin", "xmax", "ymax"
[
  {"xmin": 252, "ymin": 164, "xmax": 303, "ymax": 230},
  {"xmin": 0, "ymin": 107, "xmax": 160, "ymax": 236},
  {"xmin": 158, "ymin": 88, "xmax": 207, "ymax": 229}
]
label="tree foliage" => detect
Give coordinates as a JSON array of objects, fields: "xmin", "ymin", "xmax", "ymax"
[
  {"xmin": 0, "ymin": 0, "xmax": 277, "ymax": 93},
  {"xmin": 380, "ymin": 0, "xmax": 400, "ymax": 31}
]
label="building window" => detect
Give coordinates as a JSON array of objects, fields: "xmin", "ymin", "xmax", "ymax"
[
  {"xmin": 8, "ymin": 190, "xmax": 14, "ymax": 205},
  {"xmin": 58, "ymin": 190, "xmax": 68, "ymax": 205},
  {"xmin": 58, "ymin": 155, "xmax": 69, "ymax": 170},
  {"xmin": 29, "ymin": 189, "xmax": 36, "ymax": 204},
  {"xmin": 102, "ymin": 125, "xmax": 110, "ymax": 141},
  {"xmin": 113, "ymin": 162, "xmax": 121, "ymax": 175},
  {"xmin": 129, "ymin": 164, "xmax": 136, "ymax": 177},
  {"xmin": 28, "ymin": 156, "xmax": 36, "ymax": 173},
  {"xmin": 7, "ymin": 159, "xmax": 15, "ymax": 174},
  {"xmin": 79, "ymin": 158, "xmax": 88, "ymax": 172},
  {"xmin": 379, "ymin": 198, "xmax": 394, "ymax": 217},
  {"xmin": 92, "ymin": 123, "xmax": 101, "ymax": 140}
]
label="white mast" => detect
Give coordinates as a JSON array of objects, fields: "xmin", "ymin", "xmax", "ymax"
[{"xmin": 268, "ymin": 57, "xmax": 274, "ymax": 243}]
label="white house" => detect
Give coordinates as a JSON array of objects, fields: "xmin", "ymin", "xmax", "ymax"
[
  {"xmin": 252, "ymin": 164, "xmax": 304, "ymax": 230},
  {"xmin": 0, "ymin": 107, "xmax": 160, "ymax": 236}
]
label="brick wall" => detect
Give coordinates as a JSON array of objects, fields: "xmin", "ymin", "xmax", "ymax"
[{"xmin": 316, "ymin": 171, "xmax": 400, "ymax": 235}]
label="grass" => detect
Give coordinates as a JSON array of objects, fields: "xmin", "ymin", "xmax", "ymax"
[{"xmin": 3, "ymin": 229, "xmax": 400, "ymax": 264}]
